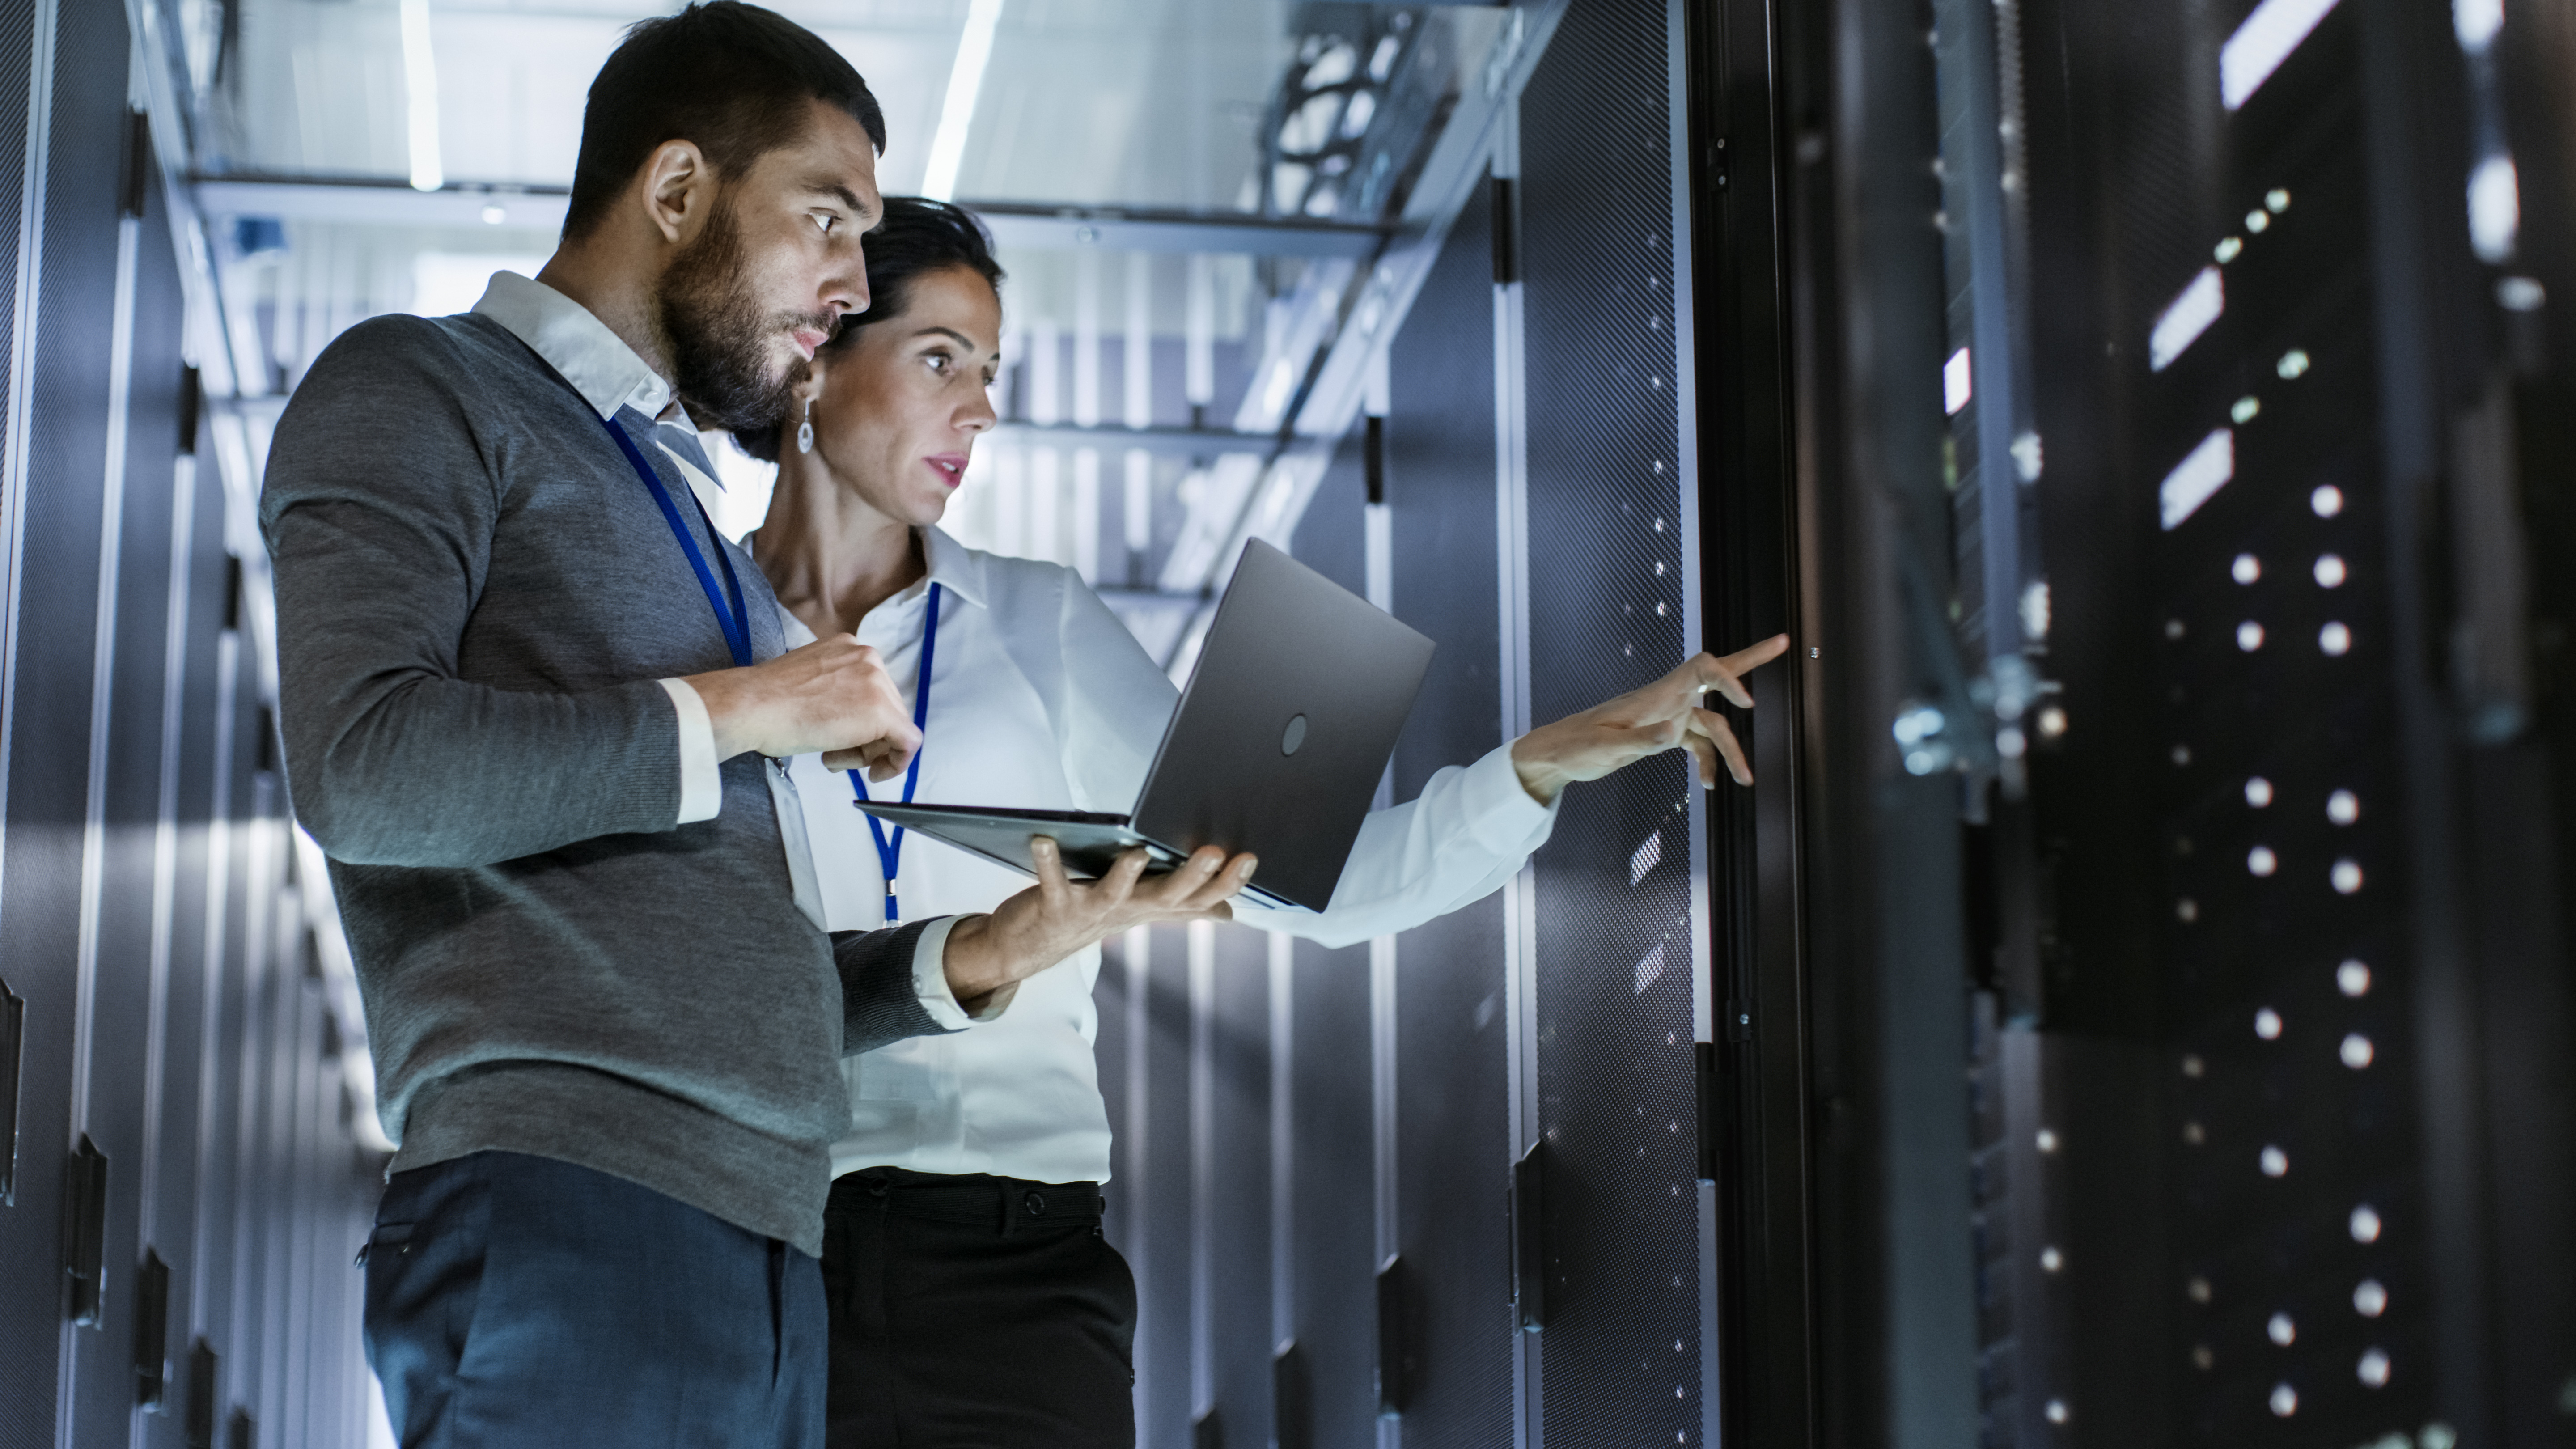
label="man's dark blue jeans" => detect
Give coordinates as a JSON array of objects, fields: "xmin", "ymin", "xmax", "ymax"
[{"xmin": 362, "ymin": 1150, "xmax": 826, "ymax": 1448}]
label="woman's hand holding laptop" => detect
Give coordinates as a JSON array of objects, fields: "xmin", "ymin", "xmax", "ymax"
[{"xmin": 936, "ymin": 837, "xmax": 1258, "ymax": 1015}]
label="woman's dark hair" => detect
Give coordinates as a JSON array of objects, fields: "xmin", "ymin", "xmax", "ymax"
[
  {"xmin": 733, "ymin": 197, "xmax": 1006, "ymax": 462},
  {"xmin": 564, "ymin": 2, "xmax": 887, "ymax": 242}
]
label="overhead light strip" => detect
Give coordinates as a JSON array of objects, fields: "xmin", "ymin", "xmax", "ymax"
[
  {"xmin": 400, "ymin": 0, "xmax": 444, "ymax": 192},
  {"xmin": 920, "ymin": 0, "xmax": 1005, "ymax": 202}
]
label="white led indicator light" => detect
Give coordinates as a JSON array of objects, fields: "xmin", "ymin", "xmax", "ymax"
[
  {"xmin": 2222, "ymin": 0, "xmax": 2345, "ymax": 110},
  {"xmin": 2152, "ymin": 267, "xmax": 2227, "ymax": 372},
  {"xmin": 2161, "ymin": 429, "xmax": 2237, "ymax": 528}
]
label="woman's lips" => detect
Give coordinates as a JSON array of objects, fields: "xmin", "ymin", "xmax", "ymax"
[{"xmin": 926, "ymin": 454, "xmax": 968, "ymax": 487}]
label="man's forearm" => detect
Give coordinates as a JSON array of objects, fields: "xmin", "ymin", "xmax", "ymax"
[{"xmin": 278, "ymin": 662, "xmax": 690, "ymax": 868}]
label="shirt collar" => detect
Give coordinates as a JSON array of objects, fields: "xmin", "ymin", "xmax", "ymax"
[
  {"xmin": 915, "ymin": 527, "xmax": 990, "ymax": 610},
  {"xmin": 471, "ymin": 270, "xmax": 677, "ymax": 422}
]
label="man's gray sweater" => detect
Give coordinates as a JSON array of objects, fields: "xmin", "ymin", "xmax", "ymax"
[{"xmin": 261, "ymin": 310, "xmax": 939, "ymax": 1256}]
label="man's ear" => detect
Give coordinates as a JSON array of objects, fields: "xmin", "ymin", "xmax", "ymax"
[{"xmin": 641, "ymin": 140, "xmax": 713, "ymax": 246}]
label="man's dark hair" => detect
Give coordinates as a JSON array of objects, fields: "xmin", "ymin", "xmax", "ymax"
[
  {"xmin": 564, "ymin": 2, "xmax": 886, "ymax": 242},
  {"xmin": 735, "ymin": 198, "xmax": 1006, "ymax": 462}
]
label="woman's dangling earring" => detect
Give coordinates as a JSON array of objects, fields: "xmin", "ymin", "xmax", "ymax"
[{"xmin": 795, "ymin": 398, "xmax": 815, "ymax": 455}]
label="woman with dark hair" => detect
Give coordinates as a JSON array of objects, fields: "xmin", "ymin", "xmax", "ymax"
[{"xmin": 744, "ymin": 197, "xmax": 1786, "ymax": 1446}]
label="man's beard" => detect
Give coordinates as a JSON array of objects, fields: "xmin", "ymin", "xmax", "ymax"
[{"xmin": 657, "ymin": 196, "xmax": 829, "ymax": 433}]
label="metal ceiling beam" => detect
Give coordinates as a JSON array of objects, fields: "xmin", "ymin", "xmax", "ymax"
[
  {"xmin": 193, "ymin": 175, "xmax": 569, "ymax": 232},
  {"xmin": 1169, "ymin": 0, "xmax": 1571, "ymax": 633},
  {"xmin": 186, "ymin": 175, "xmax": 1388, "ymax": 257},
  {"xmin": 991, "ymin": 422, "xmax": 1278, "ymax": 460},
  {"xmin": 967, "ymin": 203, "xmax": 1383, "ymax": 258}
]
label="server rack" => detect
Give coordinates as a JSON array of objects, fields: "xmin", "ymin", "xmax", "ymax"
[
  {"xmin": 1691, "ymin": 0, "xmax": 2576, "ymax": 1440},
  {"xmin": 1106, "ymin": 0, "xmax": 2576, "ymax": 1442},
  {"xmin": 1097, "ymin": 3, "xmax": 1734, "ymax": 1445},
  {"xmin": 0, "ymin": 0, "xmax": 384, "ymax": 1442}
]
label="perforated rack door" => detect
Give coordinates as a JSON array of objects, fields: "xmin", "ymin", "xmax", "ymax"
[
  {"xmin": 1997, "ymin": 0, "xmax": 2574, "ymax": 1435},
  {"xmin": 1519, "ymin": 1, "xmax": 1710, "ymax": 1443},
  {"xmin": 0, "ymin": 0, "xmax": 135, "ymax": 1431},
  {"xmin": 1383, "ymin": 166, "xmax": 1515, "ymax": 1449},
  {"xmin": 2135, "ymin": 14, "xmax": 2435, "ymax": 1437}
]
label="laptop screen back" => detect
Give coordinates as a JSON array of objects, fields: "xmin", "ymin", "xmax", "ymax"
[{"xmin": 1132, "ymin": 540, "xmax": 1435, "ymax": 911}]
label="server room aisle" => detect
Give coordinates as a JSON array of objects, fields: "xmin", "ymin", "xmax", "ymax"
[
  {"xmin": 1, "ymin": 0, "xmax": 383, "ymax": 1444},
  {"xmin": 11, "ymin": 0, "xmax": 2572, "ymax": 1443}
]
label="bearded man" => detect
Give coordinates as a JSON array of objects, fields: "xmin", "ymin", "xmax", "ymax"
[{"xmin": 259, "ymin": 6, "xmax": 1249, "ymax": 1444}]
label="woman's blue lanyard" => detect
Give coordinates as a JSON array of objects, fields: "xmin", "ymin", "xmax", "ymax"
[
  {"xmin": 596, "ymin": 415, "xmax": 754, "ymax": 667},
  {"xmin": 848, "ymin": 582, "xmax": 942, "ymax": 923}
]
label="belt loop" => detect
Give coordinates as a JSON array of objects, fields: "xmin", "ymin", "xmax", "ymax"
[{"xmin": 999, "ymin": 1182, "xmax": 1018, "ymax": 1239}]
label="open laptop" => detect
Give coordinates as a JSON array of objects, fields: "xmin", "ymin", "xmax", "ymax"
[{"xmin": 852, "ymin": 538, "xmax": 1435, "ymax": 913}]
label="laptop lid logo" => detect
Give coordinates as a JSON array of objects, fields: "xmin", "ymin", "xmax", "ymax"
[{"xmin": 1281, "ymin": 714, "xmax": 1308, "ymax": 756}]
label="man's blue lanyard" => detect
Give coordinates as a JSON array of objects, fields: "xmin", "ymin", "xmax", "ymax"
[
  {"xmin": 849, "ymin": 582, "xmax": 942, "ymax": 923},
  {"xmin": 596, "ymin": 414, "xmax": 755, "ymax": 668}
]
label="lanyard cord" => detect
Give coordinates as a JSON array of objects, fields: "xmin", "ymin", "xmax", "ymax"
[
  {"xmin": 848, "ymin": 580, "xmax": 942, "ymax": 922},
  {"xmin": 596, "ymin": 414, "xmax": 754, "ymax": 668}
]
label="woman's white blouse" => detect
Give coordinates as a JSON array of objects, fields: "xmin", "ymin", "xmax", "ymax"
[{"xmin": 784, "ymin": 527, "xmax": 1558, "ymax": 1185}]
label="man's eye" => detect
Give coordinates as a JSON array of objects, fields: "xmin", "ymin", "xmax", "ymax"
[{"xmin": 814, "ymin": 213, "xmax": 838, "ymax": 234}]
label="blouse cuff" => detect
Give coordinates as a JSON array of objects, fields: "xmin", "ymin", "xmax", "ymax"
[{"xmin": 1458, "ymin": 741, "xmax": 1563, "ymax": 851}]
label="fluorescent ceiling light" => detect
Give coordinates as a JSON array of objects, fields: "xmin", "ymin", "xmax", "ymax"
[
  {"xmin": 401, "ymin": 0, "xmax": 443, "ymax": 192},
  {"xmin": 920, "ymin": 0, "xmax": 1005, "ymax": 202},
  {"xmin": 2221, "ymin": 0, "xmax": 2342, "ymax": 110},
  {"xmin": 2159, "ymin": 428, "xmax": 2235, "ymax": 530},
  {"xmin": 2150, "ymin": 266, "xmax": 2224, "ymax": 373}
]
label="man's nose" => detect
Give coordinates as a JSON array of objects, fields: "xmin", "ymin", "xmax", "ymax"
[{"xmin": 828, "ymin": 243, "xmax": 871, "ymax": 317}]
